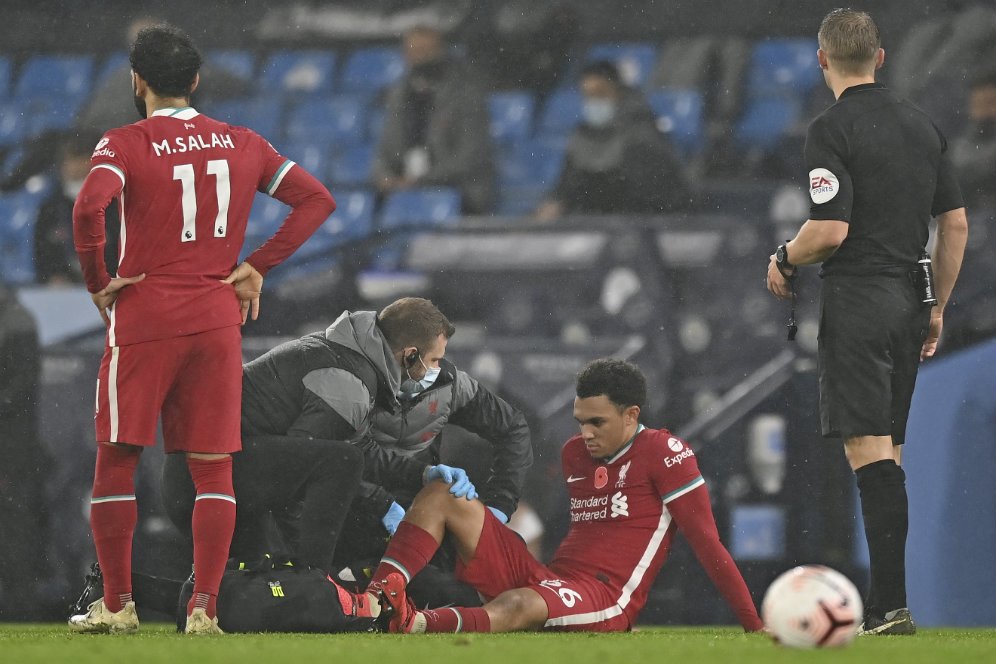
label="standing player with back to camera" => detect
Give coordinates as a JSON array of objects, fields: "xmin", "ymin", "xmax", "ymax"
[
  {"xmin": 70, "ymin": 25, "xmax": 336, "ymax": 634},
  {"xmin": 363, "ymin": 359, "xmax": 763, "ymax": 633},
  {"xmin": 766, "ymin": 9, "xmax": 968, "ymax": 635}
]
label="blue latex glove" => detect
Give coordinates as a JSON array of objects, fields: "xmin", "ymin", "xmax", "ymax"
[
  {"xmin": 487, "ymin": 506, "xmax": 509, "ymax": 524},
  {"xmin": 381, "ymin": 501, "xmax": 405, "ymax": 535},
  {"xmin": 424, "ymin": 464, "xmax": 478, "ymax": 500}
]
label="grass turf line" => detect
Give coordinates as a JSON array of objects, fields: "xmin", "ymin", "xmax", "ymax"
[{"xmin": 1, "ymin": 624, "xmax": 994, "ymax": 664}]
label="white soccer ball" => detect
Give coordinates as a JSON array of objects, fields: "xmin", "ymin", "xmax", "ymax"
[{"xmin": 761, "ymin": 565, "xmax": 863, "ymax": 648}]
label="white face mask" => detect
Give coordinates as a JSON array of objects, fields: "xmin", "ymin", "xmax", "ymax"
[
  {"xmin": 582, "ymin": 98, "xmax": 617, "ymax": 127},
  {"xmin": 419, "ymin": 365, "xmax": 441, "ymax": 390}
]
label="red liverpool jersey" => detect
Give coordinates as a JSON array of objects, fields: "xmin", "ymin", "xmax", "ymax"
[
  {"xmin": 77, "ymin": 107, "xmax": 318, "ymax": 346},
  {"xmin": 551, "ymin": 426, "xmax": 705, "ymax": 624}
]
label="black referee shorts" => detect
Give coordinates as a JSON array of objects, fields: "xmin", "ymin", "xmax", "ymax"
[{"xmin": 818, "ymin": 274, "xmax": 931, "ymax": 445}]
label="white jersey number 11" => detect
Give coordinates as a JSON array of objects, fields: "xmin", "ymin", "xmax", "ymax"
[{"xmin": 173, "ymin": 159, "xmax": 231, "ymax": 242}]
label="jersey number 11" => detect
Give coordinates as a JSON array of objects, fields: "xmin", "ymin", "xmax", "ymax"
[{"xmin": 173, "ymin": 159, "xmax": 231, "ymax": 242}]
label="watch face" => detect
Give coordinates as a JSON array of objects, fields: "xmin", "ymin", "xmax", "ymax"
[{"xmin": 776, "ymin": 246, "xmax": 786, "ymax": 263}]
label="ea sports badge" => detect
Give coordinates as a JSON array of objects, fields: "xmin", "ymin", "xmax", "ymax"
[{"xmin": 809, "ymin": 168, "xmax": 839, "ymax": 204}]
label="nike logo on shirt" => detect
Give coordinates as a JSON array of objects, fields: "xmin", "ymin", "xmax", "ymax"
[{"xmin": 566, "ymin": 475, "xmax": 586, "ymax": 483}]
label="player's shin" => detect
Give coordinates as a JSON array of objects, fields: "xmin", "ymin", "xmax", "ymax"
[
  {"xmin": 422, "ymin": 607, "xmax": 491, "ymax": 633},
  {"xmin": 186, "ymin": 455, "xmax": 236, "ymax": 619},
  {"xmin": 90, "ymin": 443, "xmax": 141, "ymax": 613}
]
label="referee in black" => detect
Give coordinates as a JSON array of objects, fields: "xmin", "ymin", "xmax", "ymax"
[{"xmin": 766, "ymin": 9, "xmax": 968, "ymax": 635}]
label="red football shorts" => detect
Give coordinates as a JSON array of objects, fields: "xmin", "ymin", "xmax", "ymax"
[
  {"xmin": 456, "ymin": 509, "xmax": 631, "ymax": 632},
  {"xmin": 94, "ymin": 325, "xmax": 243, "ymax": 454}
]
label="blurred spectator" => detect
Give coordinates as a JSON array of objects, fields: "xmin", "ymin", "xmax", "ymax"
[
  {"xmin": 372, "ymin": 25, "xmax": 495, "ymax": 214},
  {"xmin": 464, "ymin": 2, "xmax": 579, "ymax": 96},
  {"xmin": 535, "ymin": 61, "xmax": 691, "ymax": 221},
  {"xmin": 948, "ymin": 68, "xmax": 996, "ymax": 211},
  {"xmin": 75, "ymin": 16, "xmax": 250, "ymax": 136},
  {"xmin": 34, "ymin": 134, "xmax": 119, "ymax": 285},
  {"xmin": 888, "ymin": 1, "xmax": 996, "ymax": 133},
  {"xmin": 0, "ymin": 284, "xmax": 45, "ymax": 618}
]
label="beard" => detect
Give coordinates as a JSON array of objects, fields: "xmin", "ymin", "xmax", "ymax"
[{"xmin": 133, "ymin": 93, "xmax": 148, "ymax": 119}]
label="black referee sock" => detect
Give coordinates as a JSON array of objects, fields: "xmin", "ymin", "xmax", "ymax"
[{"xmin": 855, "ymin": 459, "xmax": 909, "ymax": 616}]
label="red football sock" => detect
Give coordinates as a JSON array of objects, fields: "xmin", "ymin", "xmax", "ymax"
[
  {"xmin": 423, "ymin": 607, "xmax": 492, "ymax": 633},
  {"xmin": 186, "ymin": 455, "xmax": 236, "ymax": 619},
  {"xmin": 90, "ymin": 443, "xmax": 141, "ymax": 613},
  {"xmin": 370, "ymin": 522, "xmax": 440, "ymax": 585}
]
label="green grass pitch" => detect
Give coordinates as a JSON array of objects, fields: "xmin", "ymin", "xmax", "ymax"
[{"xmin": 2, "ymin": 624, "xmax": 995, "ymax": 664}]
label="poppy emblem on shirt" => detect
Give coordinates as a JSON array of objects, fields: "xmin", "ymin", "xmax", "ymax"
[
  {"xmin": 594, "ymin": 466, "xmax": 609, "ymax": 489},
  {"xmin": 428, "ymin": 400, "xmax": 438, "ymax": 415},
  {"xmin": 808, "ymin": 168, "xmax": 839, "ymax": 204}
]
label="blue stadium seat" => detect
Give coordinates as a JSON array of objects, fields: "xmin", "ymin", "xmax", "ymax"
[
  {"xmin": 379, "ymin": 188, "xmax": 461, "ymax": 229},
  {"xmin": 489, "ymin": 91, "xmax": 535, "ymax": 145},
  {"xmin": 295, "ymin": 189, "xmax": 376, "ymax": 260},
  {"xmin": 0, "ymin": 102, "xmax": 29, "ymax": 147},
  {"xmin": 242, "ymin": 194, "xmax": 288, "ymax": 257},
  {"xmin": 0, "ymin": 56, "xmax": 10, "ymax": 97},
  {"xmin": 0, "ymin": 191, "xmax": 42, "ymax": 284},
  {"xmin": 205, "ymin": 49, "xmax": 256, "ymax": 80},
  {"xmin": 202, "ymin": 97, "xmax": 284, "ymax": 140},
  {"xmin": 647, "ymin": 89, "xmax": 705, "ymax": 155},
  {"xmin": 494, "ymin": 138, "xmax": 566, "ymax": 216},
  {"xmin": 734, "ymin": 96, "xmax": 801, "ymax": 151},
  {"xmin": 329, "ymin": 142, "xmax": 374, "ymax": 186},
  {"xmin": 95, "ymin": 51, "xmax": 129, "ymax": 87},
  {"xmin": 339, "ymin": 47, "xmax": 406, "ymax": 95},
  {"xmin": 260, "ymin": 51, "xmax": 337, "ymax": 96},
  {"xmin": 366, "ymin": 106, "xmax": 386, "ymax": 145},
  {"xmin": 14, "ymin": 54, "xmax": 93, "ymax": 102},
  {"xmin": 585, "ymin": 43, "xmax": 659, "ymax": 87},
  {"xmin": 279, "ymin": 140, "xmax": 332, "ymax": 181},
  {"xmin": 284, "ymin": 95, "xmax": 367, "ymax": 145},
  {"xmin": 746, "ymin": 39, "xmax": 821, "ymax": 98},
  {"xmin": 538, "ymin": 88, "xmax": 583, "ymax": 136}
]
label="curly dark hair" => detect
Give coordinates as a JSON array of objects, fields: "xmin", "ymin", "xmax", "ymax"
[
  {"xmin": 129, "ymin": 24, "xmax": 202, "ymax": 98},
  {"xmin": 576, "ymin": 358, "xmax": 646, "ymax": 410}
]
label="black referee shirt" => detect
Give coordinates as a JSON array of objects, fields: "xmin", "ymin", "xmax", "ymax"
[{"xmin": 804, "ymin": 82, "xmax": 964, "ymax": 277}]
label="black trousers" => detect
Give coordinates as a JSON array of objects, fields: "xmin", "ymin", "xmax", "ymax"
[{"xmin": 162, "ymin": 435, "xmax": 363, "ymax": 573}]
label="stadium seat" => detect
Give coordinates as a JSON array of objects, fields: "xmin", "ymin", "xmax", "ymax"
[
  {"xmin": 379, "ymin": 188, "xmax": 461, "ymax": 229},
  {"xmin": 746, "ymin": 39, "xmax": 821, "ymax": 98},
  {"xmin": 585, "ymin": 42, "xmax": 658, "ymax": 87},
  {"xmin": 284, "ymin": 94, "xmax": 367, "ymax": 145},
  {"xmin": 0, "ymin": 102, "xmax": 29, "ymax": 147},
  {"xmin": 13, "ymin": 54, "xmax": 93, "ymax": 102},
  {"xmin": 488, "ymin": 91, "xmax": 535, "ymax": 145},
  {"xmin": 538, "ymin": 88, "xmax": 583, "ymax": 136},
  {"xmin": 201, "ymin": 97, "xmax": 284, "ymax": 140},
  {"xmin": 260, "ymin": 51, "xmax": 337, "ymax": 96},
  {"xmin": 0, "ymin": 191, "xmax": 42, "ymax": 284},
  {"xmin": 205, "ymin": 49, "xmax": 256, "ymax": 80},
  {"xmin": 295, "ymin": 189, "xmax": 376, "ymax": 260},
  {"xmin": 647, "ymin": 89, "xmax": 705, "ymax": 155},
  {"xmin": 279, "ymin": 140, "xmax": 332, "ymax": 181},
  {"xmin": 339, "ymin": 47, "xmax": 405, "ymax": 95},
  {"xmin": 329, "ymin": 142, "xmax": 374, "ymax": 186},
  {"xmin": 734, "ymin": 96, "xmax": 802, "ymax": 151},
  {"xmin": 94, "ymin": 51, "xmax": 129, "ymax": 87},
  {"xmin": 495, "ymin": 137, "xmax": 566, "ymax": 216}
]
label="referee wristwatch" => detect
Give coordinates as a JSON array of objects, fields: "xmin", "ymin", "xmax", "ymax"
[{"xmin": 775, "ymin": 243, "xmax": 795, "ymax": 278}]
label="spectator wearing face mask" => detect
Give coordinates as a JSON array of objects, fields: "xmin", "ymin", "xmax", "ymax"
[
  {"xmin": 373, "ymin": 25, "xmax": 496, "ymax": 214},
  {"xmin": 534, "ymin": 60, "xmax": 692, "ymax": 222},
  {"xmin": 949, "ymin": 68, "xmax": 996, "ymax": 211},
  {"xmin": 33, "ymin": 134, "xmax": 119, "ymax": 285}
]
